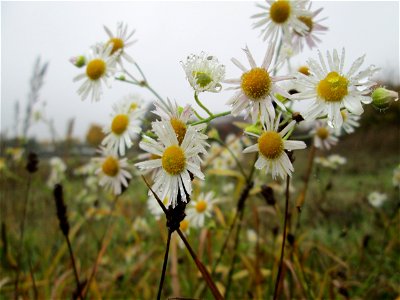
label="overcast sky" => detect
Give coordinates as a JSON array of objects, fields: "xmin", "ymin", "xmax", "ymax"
[{"xmin": 1, "ymin": 1, "xmax": 399, "ymax": 141}]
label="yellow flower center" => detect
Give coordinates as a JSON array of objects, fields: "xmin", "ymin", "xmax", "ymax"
[
  {"xmin": 111, "ymin": 114, "xmax": 129, "ymax": 135},
  {"xmin": 102, "ymin": 156, "xmax": 119, "ymax": 177},
  {"xmin": 316, "ymin": 127, "xmax": 329, "ymax": 140},
  {"xmin": 129, "ymin": 102, "xmax": 138, "ymax": 112},
  {"xmin": 270, "ymin": 0, "xmax": 291, "ymax": 24},
  {"xmin": 341, "ymin": 110, "xmax": 348, "ymax": 121},
  {"xmin": 162, "ymin": 145, "xmax": 186, "ymax": 175},
  {"xmin": 298, "ymin": 66, "xmax": 310, "ymax": 76},
  {"xmin": 296, "ymin": 16, "xmax": 313, "ymax": 35},
  {"xmin": 109, "ymin": 37, "xmax": 124, "ymax": 54},
  {"xmin": 317, "ymin": 72, "xmax": 349, "ymax": 102},
  {"xmin": 180, "ymin": 219, "xmax": 189, "ymax": 232},
  {"xmin": 195, "ymin": 200, "xmax": 207, "ymax": 213},
  {"xmin": 170, "ymin": 118, "xmax": 187, "ymax": 145},
  {"xmin": 258, "ymin": 131, "xmax": 284, "ymax": 160},
  {"xmin": 241, "ymin": 68, "xmax": 271, "ymax": 101},
  {"xmin": 86, "ymin": 59, "xmax": 106, "ymax": 80}
]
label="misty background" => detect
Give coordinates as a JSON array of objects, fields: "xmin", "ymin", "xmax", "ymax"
[{"xmin": 1, "ymin": 1, "xmax": 399, "ymax": 141}]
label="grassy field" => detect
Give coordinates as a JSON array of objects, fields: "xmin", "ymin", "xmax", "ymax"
[{"xmin": 1, "ymin": 106, "xmax": 399, "ymax": 299}]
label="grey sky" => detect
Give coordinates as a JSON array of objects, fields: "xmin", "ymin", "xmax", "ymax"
[{"xmin": 1, "ymin": 1, "xmax": 399, "ymax": 141}]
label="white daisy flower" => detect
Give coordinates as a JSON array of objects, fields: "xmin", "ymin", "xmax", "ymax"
[
  {"xmin": 181, "ymin": 52, "xmax": 225, "ymax": 93},
  {"xmin": 94, "ymin": 148, "xmax": 132, "ymax": 195},
  {"xmin": 291, "ymin": 3, "xmax": 328, "ymax": 52},
  {"xmin": 335, "ymin": 109, "xmax": 360, "ymax": 136},
  {"xmin": 311, "ymin": 121, "xmax": 338, "ymax": 151},
  {"xmin": 186, "ymin": 192, "xmax": 217, "ymax": 228},
  {"xmin": 179, "ymin": 219, "xmax": 191, "ymax": 235},
  {"xmin": 295, "ymin": 48, "xmax": 378, "ymax": 128},
  {"xmin": 251, "ymin": 0, "xmax": 311, "ymax": 42},
  {"xmin": 101, "ymin": 97, "xmax": 143, "ymax": 156},
  {"xmin": 153, "ymin": 98, "xmax": 209, "ymax": 154},
  {"xmin": 73, "ymin": 44, "xmax": 118, "ymax": 102},
  {"xmin": 47, "ymin": 157, "xmax": 67, "ymax": 188},
  {"xmin": 243, "ymin": 114, "xmax": 306, "ymax": 179},
  {"xmin": 367, "ymin": 191, "xmax": 387, "ymax": 208},
  {"xmin": 226, "ymin": 44, "xmax": 293, "ymax": 125},
  {"xmin": 104, "ymin": 22, "xmax": 137, "ymax": 65},
  {"xmin": 135, "ymin": 121, "xmax": 205, "ymax": 208}
]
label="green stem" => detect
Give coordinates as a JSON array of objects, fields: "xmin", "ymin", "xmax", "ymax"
[
  {"xmin": 191, "ymin": 111, "xmax": 230, "ymax": 126},
  {"xmin": 194, "ymin": 92, "xmax": 213, "ymax": 117}
]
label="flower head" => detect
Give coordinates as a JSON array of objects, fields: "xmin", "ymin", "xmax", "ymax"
[
  {"xmin": 335, "ymin": 109, "xmax": 360, "ymax": 136},
  {"xmin": 311, "ymin": 121, "xmax": 338, "ymax": 150},
  {"xmin": 73, "ymin": 44, "xmax": 118, "ymax": 102},
  {"xmin": 243, "ymin": 114, "xmax": 306, "ymax": 179},
  {"xmin": 182, "ymin": 52, "xmax": 225, "ymax": 93},
  {"xmin": 252, "ymin": 0, "xmax": 311, "ymax": 42},
  {"xmin": 295, "ymin": 48, "xmax": 378, "ymax": 128},
  {"xmin": 104, "ymin": 22, "xmax": 136, "ymax": 65},
  {"xmin": 101, "ymin": 96, "xmax": 143, "ymax": 156},
  {"xmin": 368, "ymin": 191, "xmax": 387, "ymax": 208},
  {"xmin": 135, "ymin": 121, "xmax": 206, "ymax": 208},
  {"xmin": 186, "ymin": 192, "xmax": 217, "ymax": 228},
  {"xmin": 371, "ymin": 87, "xmax": 399, "ymax": 111},
  {"xmin": 226, "ymin": 44, "xmax": 293, "ymax": 126},
  {"xmin": 94, "ymin": 148, "xmax": 132, "ymax": 195}
]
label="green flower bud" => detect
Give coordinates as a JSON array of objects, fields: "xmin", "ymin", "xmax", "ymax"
[
  {"xmin": 245, "ymin": 123, "xmax": 262, "ymax": 135},
  {"xmin": 69, "ymin": 55, "xmax": 86, "ymax": 68},
  {"xmin": 372, "ymin": 87, "xmax": 398, "ymax": 111}
]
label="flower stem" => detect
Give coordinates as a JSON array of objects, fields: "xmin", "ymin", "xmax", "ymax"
[
  {"xmin": 66, "ymin": 234, "xmax": 82, "ymax": 299},
  {"xmin": 191, "ymin": 111, "xmax": 230, "ymax": 126},
  {"xmin": 273, "ymin": 175, "xmax": 291, "ymax": 300},
  {"xmin": 157, "ymin": 230, "xmax": 172, "ymax": 300},
  {"xmin": 296, "ymin": 144, "xmax": 316, "ymax": 212},
  {"xmin": 194, "ymin": 92, "xmax": 213, "ymax": 117}
]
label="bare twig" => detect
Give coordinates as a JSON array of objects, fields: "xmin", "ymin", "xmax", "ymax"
[{"xmin": 158, "ymin": 230, "xmax": 172, "ymax": 300}]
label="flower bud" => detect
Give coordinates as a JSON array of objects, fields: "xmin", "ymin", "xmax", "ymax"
[
  {"xmin": 69, "ymin": 55, "xmax": 86, "ymax": 68},
  {"xmin": 371, "ymin": 87, "xmax": 398, "ymax": 111}
]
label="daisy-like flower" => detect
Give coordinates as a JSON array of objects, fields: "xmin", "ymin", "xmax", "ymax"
[
  {"xmin": 311, "ymin": 121, "xmax": 338, "ymax": 150},
  {"xmin": 335, "ymin": 109, "xmax": 360, "ymax": 136},
  {"xmin": 73, "ymin": 44, "xmax": 118, "ymax": 102},
  {"xmin": 104, "ymin": 22, "xmax": 136, "ymax": 65},
  {"xmin": 153, "ymin": 99, "xmax": 209, "ymax": 154},
  {"xmin": 367, "ymin": 191, "xmax": 387, "ymax": 208},
  {"xmin": 243, "ymin": 114, "xmax": 306, "ymax": 179},
  {"xmin": 226, "ymin": 44, "xmax": 293, "ymax": 125},
  {"xmin": 47, "ymin": 157, "xmax": 67, "ymax": 188},
  {"xmin": 291, "ymin": 3, "xmax": 328, "ymax": 52},
  {"xmin": 251, "ymin": 0, "xmax": 310, "ymax": 42},
  {"xmin": 186, "ymin": 192, "xmax": 217, "ymax": 228},
  {"xmin": 295, "ymin": 48, "xmax": 378, "ymax": 128},
  {"xmin": 135, "ymin": 121, "xmax": 205, "ymax": 208},
  {"xmin": 94, "ymin": 148, "xmax": 132, "ymax": 195},
  {"xmin": 181, "ymin": 52, "xmax": 225, "ymax": 93},
  {"xmin": 101, "ymin": 97, "xmax": 143, "ymax": 156}
]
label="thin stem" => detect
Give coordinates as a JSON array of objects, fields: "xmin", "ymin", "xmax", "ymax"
[
  {"xmin": 193, "ymin": 108, "xmax": 205, "ymax": 120},
  {"xmin": 194, "ymin": 92, "xmax": 213, "ymax": 117},
  {"xmin": 133, "ymin": 61, "xmax": 147, "ymax": 82},
  {"xmin": 191, "ymin": 111, "xmax": 231, "ymax": 126},
  {"xmin": 14, "ymin": 174, "xmax": 32, "ymax": 300},
  {"xmin": 273, "ymin": 175, "xmax": 291, "ymax": 300},
  {"xmin": 82, "ymin": 196, "xmax": 119, "ymax": 299},
  {"xmin": 66, "ymin": 236, "xmax": 82, "ymax": 299},
  {"xmin": 296, "ymin": 144, "xmax": 316, "ymax": 212},
  {"xmin": 157, "ymin": 230, "xmax": 172, "ymax": 300}
]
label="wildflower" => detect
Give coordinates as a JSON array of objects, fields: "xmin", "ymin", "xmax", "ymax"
[
  {"xmin": 101, "ymin": 97, "xmax": 143, "ymax": 156},
  {"xmin": 291, "ymin": 3, "xmax": 328, "ymax": 52},
  {"xmin": 226, "ymin": 44, "xmax": 293, "ymax": 125},
  {"xmin": 243, "ymin": 114, "xmax": 306, "ymax": 179},
  {"xmin": 47, "ymin": 157, "xmax": 67, "ymax": 188},
  {"xmin": 104, "ymin": 22, "xmax": 136, "ymax": 65},
  {"xmin": 73, "ymin": 44, "xmax": 117, "ymax": 102},
  {"xmin": 311, "ymin": 121, "xmax": 338, "ymax": 150},
  {"xmin": 295, "ymin": 48, "xmax": 378, "ymax": 128},
  {"xmin": 94, "ymin": 148, "xmax": 132, "ymax": 195},
  {"xmin": 135, "ymin": 121, "xmax": 205, "ymax": 208},
  {"xmin": 179, "ymin": 219, "xmax": 190, "ymax": 234},
  {"xmin": 367, "ymin": 191, "xmax": 387, "ymax": 208},
  {"xmin": 393, "ymin": 164, "xmax": 400, "ymax": 188},
  {"xmin": 315, "ymin": 154, "xmax": 346, "ymax": 170},
  {"xmin": 335, "ymin": 109, "xmax": 360, "ymax": 136},
  {"xmin": 69, "ymin": 55, "xmax": 86, "ymax": 68},
  {"xmin": 252, "ymin": 0, "xmax": 310, "ymax": 42},
  {"xmin": 371, "ymin": 87, "xmax": 399, "ymax": 111},
  {"xmin": 186, "ymin": 192, "xmax": 217, "ymax": 228},
  {"xmin": 181, "ymin": 52, "xmax": 225, "ymax": 93}
]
